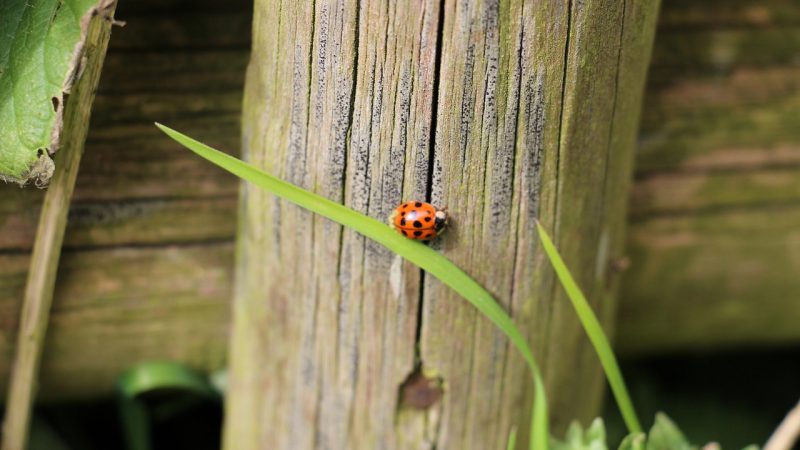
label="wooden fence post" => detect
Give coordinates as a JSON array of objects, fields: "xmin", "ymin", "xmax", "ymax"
[{"xmin": 225, "ymin": 0, "xmax": 659, "ymax": 448}]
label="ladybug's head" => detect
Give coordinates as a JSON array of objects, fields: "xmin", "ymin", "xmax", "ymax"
[{"xmin": 433, "ymin": 210, "xmax": 448, "ymax": 232}]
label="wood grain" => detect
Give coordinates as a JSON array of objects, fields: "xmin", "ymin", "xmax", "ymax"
[
  {"xmin": 617, "ymin": 0, "xmax": 800, "ymax": 354},
  {"xmin": 228, "ymin": 1, "xmax": 436, "ymax": 448},
  {"xmin": 229, "ymin": 0, "xmax": 659, "ymax": 448},
  {"xmin": 0, "ymin": 244, "xmax": 232, "ymax": 400}
]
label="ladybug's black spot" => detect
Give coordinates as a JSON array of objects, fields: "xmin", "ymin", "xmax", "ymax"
[
  {"xmin": 424, "ymin": 217, "xmax": 432, "ymax": 222},
  {"xmin": 402, "ymin": 204, "xmax": 408, "ymax": 210},
  {"xmin": 413, "ymin": 230, "xmax": 423, "ymax": 237},
  {"xmin": 415, "ymin": 202, "xmax": 423, "ymax": 207},
  {"xmin": 400, "ymin": 219, "xmax": 406, "ymax": 226},
  {"xmin": 401, "ymin": 230, "xmax": 408, "ymax": 236},
  {"xmin": 413, "ymin": 220, "xmax": 422, "ymax": 228},
  {"xmin": 401, "ymin": 211, "xmax": 406, "ymax": 216},
  {"xmin": 425, "ymin": 232, "xmax": 433, "ymax": 238}
]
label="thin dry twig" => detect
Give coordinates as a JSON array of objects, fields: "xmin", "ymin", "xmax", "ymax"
[
  {"xmin": 1, "ymin": 103, "xmax": 86, "ymax": 450},
  {"xmin": 1, "ymin": 4, "xmax": 117, "ymax": 449},
  {"xmin": 765, "ymin": 400, "xmax": 800, "ymax": 450}
]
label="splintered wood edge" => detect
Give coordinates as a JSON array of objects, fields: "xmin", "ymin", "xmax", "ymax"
[{"xmin": 1, "ymin": 2, "xmax": 118, "ymax": 449}]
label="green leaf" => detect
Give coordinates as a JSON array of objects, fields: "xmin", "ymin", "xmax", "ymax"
[
  {"xmin": 617, "ymin": 433, "xmax": 646, "ymax": 450},
  {"xmin": 117, "ymin": 361, "xmax": 217, "ymax": 450},
  {"xmin": 155, "ymin": 123, "xmax": 551, "ymax": 450},
  {"xmin": 550, "ymin": 418, "xmax": 607, "ymax": 450},
  {"xmin": 0, "ymin": 0, "xmax": 102, "ymax": 186},
  {"xmin": 117, "ymin": 361, "xmax": 216, "ymax": 399},
  {"xmin": 585, "ymin": 418, "xmax": 607, "ymax": 443},
  {"xmin": 646, "ymin": 413, "xmax": 695, "ymax": 450},
  {"xmin": 536, "ymin": 222, "xmax": 642, "ymax": 434},
  {"xmin": 507, "ymin": 427, "xmax": 518, "ymax": 450}
]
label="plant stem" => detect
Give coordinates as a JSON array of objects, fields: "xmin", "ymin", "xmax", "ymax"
[
  {"xmin": 1, "ymin": 106, "xmax": 85, "ymax": 450},
  {"xmin": 1, "ymin": 5, "xmax": 116, "ymax": 449},
  {"xmin": 765, "ymin": 400, "xmax": 800, "ymax": 450}
]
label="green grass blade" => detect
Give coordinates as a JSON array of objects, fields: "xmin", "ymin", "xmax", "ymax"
[
  {"xmin": 507, "ymin": 427, "xmax": 518, "ymax": 450},
  {"xmin": 531, "ymin": 375, "xmax": 548, "ymax": 450},
  {"xmin": 117, "ymin": 361, "xmax": 216, "ymax": 399},
  {"xmin": 535, "ymin": 222, "xmax": 641, "ymax": 434},
  {"xmin": 117, "ymin": 361, "xmax": 217, "ymax": 450},
  {"xmin": 156, "ymin": 123, "xmax": 549, "ymax": 450}
]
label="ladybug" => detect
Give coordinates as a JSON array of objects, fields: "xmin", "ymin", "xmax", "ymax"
[{"xmin": 389, "ymin": 201, "xmax": 448, "ymax": 241}]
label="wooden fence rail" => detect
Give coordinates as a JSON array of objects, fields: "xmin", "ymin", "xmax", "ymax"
[{"xmin": 3, "ymin": 1, "xmax": 798, "ymax": 413}]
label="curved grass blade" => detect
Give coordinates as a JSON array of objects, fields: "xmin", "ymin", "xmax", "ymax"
[
  {"xmin": 117, "ymin": 361, "xmax": 217, "ymax": 450},
  {"xmin": 507, "ymin": 427, "xmax": 518, "ymax": 450},
  {"xmin": 155, "ymin": 123, "xmax": 550, "ymax": 450},
  {"xmin": 117, "ymin": 361, "xmax": 216, "ymax": 399},
  {"xmin": 535, "ymin": 222, "xmax": 642, "ymax": 434}
]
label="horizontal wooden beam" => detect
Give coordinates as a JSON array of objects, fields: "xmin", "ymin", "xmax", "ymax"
[
  {"xmin": 0, "ymin": 244, "xmax": 232, "ymax": 401},
  {"xmin": 619, "ymin": 0, "xmax": 800, "ymax": 355}
]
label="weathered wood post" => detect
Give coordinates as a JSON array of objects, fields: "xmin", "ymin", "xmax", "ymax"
[{"xmin": 226, "ymin": 0, "xmax": 659, "ymax": 448}]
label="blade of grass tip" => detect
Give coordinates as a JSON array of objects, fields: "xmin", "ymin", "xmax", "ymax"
[
  {"xmin": 535, "ymin": 221, "xmax": 641, "ymax": 434},
  {"xmin": 507, "ymin": 427, "xmax": 518, "ymax": 450},
  {"xmin": 155, "ymin": 123, "xmax": 550, "ymax": 449}
]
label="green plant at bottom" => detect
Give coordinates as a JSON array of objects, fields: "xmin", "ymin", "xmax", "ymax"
[
  {"xmin": 551, "ymin": 414, "xmax": 759, "ymax": 450},
  {"xmin": 117, "ymin": 361, "xmax": 219, "ymax": 450}
]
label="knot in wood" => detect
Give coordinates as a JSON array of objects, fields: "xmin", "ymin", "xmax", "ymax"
[{"xmin": 399, "ymin": 371, "xmax": 443, "ymax": 410}]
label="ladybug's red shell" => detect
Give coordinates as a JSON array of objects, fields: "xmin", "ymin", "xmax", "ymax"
[{"xmin": 389, "ymin": 201, "xmax": 448, "ymax": 241}]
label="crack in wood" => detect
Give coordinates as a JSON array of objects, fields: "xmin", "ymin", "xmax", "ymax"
[{"xmin": 229, "ymin": 0, "xmax": 659, "ymax": 446}]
